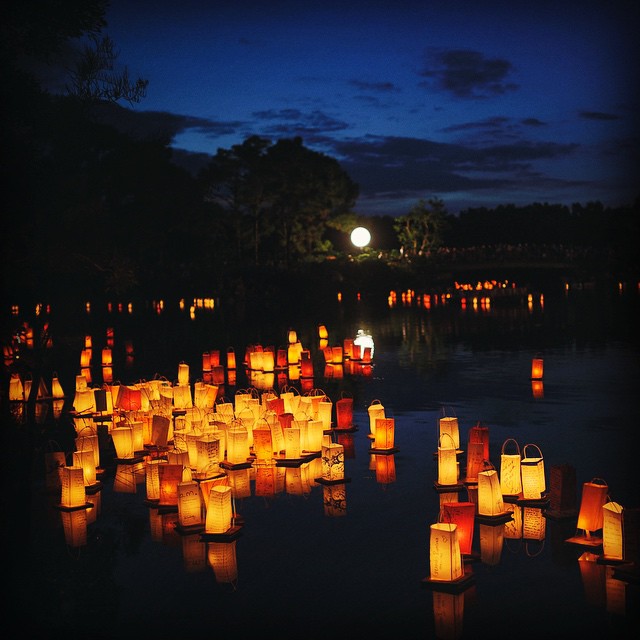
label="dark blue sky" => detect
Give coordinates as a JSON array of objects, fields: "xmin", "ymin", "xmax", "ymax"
[{"xmin": 102, "ymin": 0, "xmax": 639, "ymax": 215}]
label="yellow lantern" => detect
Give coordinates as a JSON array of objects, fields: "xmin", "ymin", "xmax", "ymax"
[
  {"xmin": 437, "ymin": 433, "xmax": 459, "ymax": 487},
  {"xmin": 178, "ymin": 362, "xmax": 190, "ymax": 386},
  {"xmin": 226, "ymin": 420, "xmax": 250, "ymax": 464},
  {"xmin": 504, "ymin": 503, "xmax": 523, "ymax": 540},
  {"xmin": 429, "ymin": 523, "xmax": 463, "ymax": 582},
  {"xmin": 195, "ymin": 433, "xmax": 221, "ymax": 478},
  {"xmin": 226, "ymin": 347, "xmax": 236, "ymax": 370},
  {"xmin": 439, "ymin": 415, "xmax": 460, "ymax": 451},
  {"xmin": 374, "ymin": 417, "xmax": 395, "ymax": 451},
  {"xmin": 477, "ymin": 467, "xmax": 505, "ymax": 517},
  {"xmin": 305, "ymin": 419, "xmax": 324, "ymax": 452},
  {"xmin": 60, "ymin": 466, "xmax": 86, "ymax": 508},
  {"xmin": 111, "ymin": 425, "xmax": 134, "ymax": 459},
  {"xmin": 602, "ymin": 501, "xmax": 623, "ymax": 561},
  {"xmin": 520, "ymin": 443, "xmax": 545, "ymax": 499},
  {"xmin": 73, "ymin": 449, "xmax": 96, "ymax": 486},
  {"xmin": 283, "ymin": 425, "xmax": 302, "ymax": 459},
  {"xmin": 51, "ymin": 374, "xmax": 65, "ymax": 399},
  {"xmin": 178, "ymin": 470, "xmax": 204, "ymax": 530},
  {"xmin": 499, "ymin": 438, "xmax": 522, "ymax": 497},
  {"xmin": 145, "ymin": 459, "xmax": 167, "ymax": 501},
  {"xmin": 205, "ymin": 485, "xmax": 233, "ymax": 534},
  {"xmin": 8, "ymin": 373, "xmax": 24, "ymax": 401},
  {"xmin": 367, "ymin": 399, "xmax": 385, "ymax": 438}
]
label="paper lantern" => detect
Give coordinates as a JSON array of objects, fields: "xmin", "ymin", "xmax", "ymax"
[
  {"xmin": 317, "ymin": 398, "xmax": 333, "ymax": 430},
  {"xmin": 8, "ymin": 373, "xmax": 24, "ymax": 401},
  {"xmin": 499, "ymin": 438, "xmax": 522, "ymax": 496},
  {"xmin": 73, "ymin": 388, "xmax": 95, "ymax": 414},
  {"xmin": 75, "ymin": 433, "xmax": 100, "ymax": 469},
  {"xmin": 145, "ymin": 459, "xmax": 167, "ymax": 501},
  {"xmin": 429, "ymin": 523, "xmax": 464, "ymax": 582},
  {"xmin": 73, "ymin": 449, "xmax": 96, "ymax": 486},
  {"xmin": 116, "ymin": 385, "xmax": 142, "ymax": 411},
  {"xmin": 205, "ymin": 485, "xmax": 233, "ymax": 533},
  {"xmin": 178, "ymin": 362, "xmax": 190, "ymax": 386},
  {"xmin": 531, "ymin": 380, "xmax": 544, "ymax": 399},
  {"xmin": 547, "ymin": 463, "xmax": 577, "ymax": 516},
  {"xmin": 196, "ymin": 433, "xmax": 221, "ymax": 477},
  {"xmin": 305, "ymin": 419, "xmax": 324, "ymax": 452},
  {"xmin": 465, "ymin": 424, "xmax": 489, "ymax": 483},
  {"xmin": 226, "ymin": 420, "xmax": 250, "ymax": 464},
  {"xmin": 51, "ymin": 374, "xmax": 65, "ymax": 399},
  {"xmin": 367, "ymin": 399, "xmax": 385, "ymax": 438},
  {"xmin": 576, "ymin": 478, "xmax": 608, "ymax": 536},
  {"xmin": 158, "ymin": 463, "xmax": 183, "ymax": 506},
  {"xmin": 521, "ymin": 443, "xmax": 545, "ymax": 499},
  {"xmin": 60, "ymin": 466, "xmax": 86, "ymax": 508},
  {"xmin": 439, "ymin": 416, "xmax": 460, "ymax": 451},
  {"xmin": 531, "ymin": 357, "xmax": 544, "ymax": 380},
  {"xmin": 208, "ymin": 541, "xmax": 238, "ymax": 584},
  {"xmin": 287, "ymin": 329, "xmax": 298, "ymax": 344},
  {"xmin": 441, "ymin": 502, "xmax": 475, "ymax": 555},
  {"xmin": 111, "ymin": 425, "xmax": 134, "ymax": 459},
  {"xmin": 173, "ymin": 384, "xmax": 193, "ymax": 409},
  {"xmin": 477, "ymin": 468, "xmax": 504, "ymax": 516},
  {"xmin": 283, "ymin": 425, "xmax": 302, "ymax": 459},
  {"xmin": 321, "ymin": 442, "xmax": 345, "ymax": 482},
  {"xmin": 178, "ymin": 474, "xmax": 204, "ymax": 528},
  {"xmin": 226, "ymin": 347, "xmax": 236, "ymax": 370},
  {"xmin": 374, "ymin": 417, "xmax": 395, "ymax": 451},
  {"xmin": 335, "ymin": 396, "xmax": 353, "ymax": 430},
  {"xmin": 437, "ymin": 434, "xmax": 459, "ymax": 486}
]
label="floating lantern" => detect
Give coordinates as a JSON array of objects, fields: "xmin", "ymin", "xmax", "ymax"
[
  {"xmin": 439, "ymin": 414, "xmax": 460, "ymax": 451},
  {"xmin": 9, "ymin": 373, "xmax": 24, "ymax": 401},
  {"xmin": 178, "ymin": 469, "xmax": 203, "ymax": 529},
  {"xmin": 429, "ymin": 522, "xmax": 464, "ymax": 582},
  {"xmin": 499, "ymin": 438, "xmax": 522, "ymax": 497},
  {"xmin": 321, "ymin": 442, "xmax": 345, "ymax": 482},
  {"xmin": 111, "ymin": 425, "xmax": 134, "ymax": 459},
  {"xmin": 570, "ymin": 478, "xmax": 609, "ymax": 545},
  {"xmin": 367, "ymin": 399, "xmax": 385, "ymax": 438},
  {"xmin": 226, "ymin": 420, "xmax": 250, "ymax": 464},
  {"xmin": 73, "ymin": 449, "xmax": 96, "ymax": 486},
  {"xmin": 73, "ymin": 388, "xmax": 95, "ymax": 414},
  {"xmin": 51, "ymin": 374, "xmax": 64, "ymax": 399},
  {"xmin": 477, "ymin": 466, "xmax": 505, "ymax": 517},
  {"xmin": 374, "ymin": 417, "xmax": 395, "ymax": 451},
  {"xmin": 335, "ymin": 395, "xmax": 354, "ymax": 430},
  {"xmin": 520, "ymin": 443, "xmax": 545, "ymax": 499},
  {"xmin": 547, "ymin": 463, "xmax": 577, "ymax": 517},
  {"xmin": 116, "ymin": 385, "xmax": 142, "ymax": 412},
  {"xmin": 158, "ymin": 463, "xmax": 183, "ymax": 506},
  {"xmin": 205, "ymin": 485, "xmax": 233, "ymax": 533},
  {"xmin": 60, "ymin": 466, "xmax": 86, "ymax": 508},
  {"xmin": 145, "ymin": 459, "xmax": 167, "ymax": 501},
  {"xmin": 441, "ymin": 502, "xmax": 475, "ymax": 556},
  {"xmin": 178, "ymin": 362, "xmax": 190, "ymax": 386},
  {"xmin": 353, "ymin": 329, "xmax": 374, "ymax": 359},
  {"xmin": 531, "ymin": 357, "xmax": 544, "ymax": 380},
  {"xmin": 283, "ymin": 424, "xmax": 301, "ymax": 459},
  {"xmin": 196, "ymin": 433, "xmax": 221, "ymax": 478},
  {"xmin": 226, "ymin": 347, "xmax": 236, "ymax": 370},
  {"xmin": 437, "ymin": 433, "xmax": 459, "ymax": 487},
  {"xmin": 465, "ymin": 423, "xmax": 489, "ymax": 483},
  {"xmin": 602, "ymin": 502, "xmax": 625, "ymax": 562}
]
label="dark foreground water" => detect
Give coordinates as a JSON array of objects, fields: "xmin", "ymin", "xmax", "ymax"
[{"xmin": 3, "ymin": 283, "xmax": 639, "ymax": 639}]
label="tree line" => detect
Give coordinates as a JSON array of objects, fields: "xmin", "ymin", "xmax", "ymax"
[{"xmin": 2, "ymin": 0, "xmax": 637, "ymax": 308}]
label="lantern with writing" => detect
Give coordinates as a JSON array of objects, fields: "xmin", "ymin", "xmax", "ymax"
[
  {"xmin": 602, "ymin": 502, "xmax": 624, "ymax": 561},
  {"xmin": 374, "ymin": 417, "xmax": 395, "ymax": 451},
  {"xmin": 205, "ymin": 485, "xmax": 233, "ymax": 534},
  {"xmin": 574, "ymin": 478, "xmax": 608, "ymax": 543},
  {"xmin": 499, "ymin": 438, "xmax": 522, "ymax": 497},
  {"xmin": 195, "ymin": 433, "xmax": 221, "ymax": 478},
  {"xmin": 145, "ymin": 459, "xmax": 167, "ymax": 502},
  {"xmin": 178, "ymin": 468, "xmax": 204, "ymax": 530},
  {"xmin": 465, "ymin": 423, "xmax": 489, "ymax": 483},
  {"xmin": 429, "ymin": 523, "xmax": 463, "ymax": 582},
  {"xmin": 441, "ymin": 502, "xmax": 475, "ymax": 556},
  {"xmin": 60, "ymin": 466, "xmax": 86, "ymax": 508},
  {"xmin": 477, "ymin": 465, "xmax": 505, "ymax": 517},
  {"xmin": 520, "ymin": 443, "xmax": 545, "ymax": 499},
  {"xmin": 73, "ymin": 449, "xmax": 97, "ymax": 487},
  {"xmin": 321, "ymin": 442, "xmax": 345, "ymax": 482}
]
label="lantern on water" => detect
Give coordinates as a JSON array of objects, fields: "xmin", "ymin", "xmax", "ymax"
[
  {"xmin": 441, "ymin": 502, "xmax": 475, "ymax": 556},
  {"xmin": 178, "ymin": 470, "xmax": 203, "ymax": 529},
  {"xmin": 75, "ymin": 433, "xmax": 100, "ymax": 469},
  {"xmin": 205, "ymin": 485, "xmax": 233, "ymax": 534},
  {"xmin": 145, "ymin": 459, "xmax": 167, "ymax": 501},
  {"xmin": 335, "ymin": 396, "xmax": 353, "ymax": 430},
  {"xmin": 602, "ymin": 502, "xmax": 624, "ymax": 561},
  {"xmin": 439, "ymin": 415, "xmax": 460, "ymax": 451},
  {"xmin": 227, "ymin": 420, "xmax": 250, "ymax": 464},
  {"xmin": 367, "ymin": 399, "xmax": 385, "ymax": 437},
  {"xmin": 178, "ymin": 362, "xmax": 190, "ymax": 386},
  {"xmin": 51, "ymin": 374, "xmax": 64, "ymax": 399},
  {"xmin": 465, "ymin": 424, "xmax": 489, "ymax": 483},
  {"xmin": 499, "ymin": 438, "xmax": 522, "ymax": 496},
  {"xmin": 73, "ymin": 388, "xmax": 95, "ymax": 415},
  {"xmin": 477, "ymin": 467, "xmax": 504, "ymax": 516},
  {"xmin": 531, "ymin": 357, "xmax": 544, "ymax": 380},
  {"xmin": 196, "ymin": 433, "xmax": 221, "ymax": 477},
  {"xmin": 226, "ymin": 347, "xmax": 236, "ymax": 370},
  {"xmin": 283, "ymin": 425, "xmax": 301, "ymax": 459},
  {"xmin": 306, "ymin": 419, "xmax": 324, "ymax": 452},
  {"xmin": 321, "ymin": 442, "xmax": 345, "ymax": 482},
  {"xmin": 576, "ymin": 478, "xmax": 608, "ymax": 537},
  {"xmin": 60, "ymin": 466, "xmax": 86, "ymax": 508},
  {"xmin": 437, "ymin": 433, "xmax": 458, "ymax": 486},
  {"xmin": 111, "ymin": 425, "xmax": 134, "ymax": 459},
  {"xmin": 8, "ymin": 373, "xmax": 24, "ymax": 401},
  {"xmin": 73, "ymin": 449, "xmax": 97, "ymax": 486},
  {"xmin": 521, "ymin": 443, "xmax": 545, "ymax": 499},
  {"xmin": 429, "ymin": 523, "xmax": 463, "ymax": 582},
  {"xmin": 374, "ymin": 417, "xmax": 395, "ymax": 451},
  {"xmin": 158, "ymin": 463, "xmax": 183, "ymax": 507}
]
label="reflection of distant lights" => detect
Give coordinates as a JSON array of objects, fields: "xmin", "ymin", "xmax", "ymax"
[
  {"xmin": 461, "ymin": 297, "xmax": 467, "ymax": 309},
  {"xmin": 357, "ymin": 292, "xmax": 361, "ymax": 301},
  {"xmin": 11, "ymin": 304, "xmax": 20, "ymax": 315},
  {"xmin": 179, "ymin": 298, "xmax": 186, "ymax": 310},
  {"xmin": 127, "ymin": 302, "xmax": 133, "ymax": 313},
  {"xmin": 337, "ymin": 291, "xmax": 342, "ymax": 302},
  {"xmin": 189, "ymin": 305, "xmax": 196, "ymax": 320},
  {"xmin": 540, "ymin": 295, "xmax": 544, "ymax": 309}
]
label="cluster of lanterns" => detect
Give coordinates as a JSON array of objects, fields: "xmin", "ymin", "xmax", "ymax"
[{"xmin": 423, "ymin": 410, "xmax": 637, "ymax": 636}]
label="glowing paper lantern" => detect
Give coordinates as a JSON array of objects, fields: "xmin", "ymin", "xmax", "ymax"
[
  {"xmin": 195, "ymin": 433, "xmax": 221, "ymax": 478},
  {"xmin": 439, "ymin": 415, "xmax": 460, "ymax": 451},
  {"xmin": 441, "ymin": 502, "xmax": 475, "ymax": 556},
  {"xmin": 531, "ymin": 357, "xmax": 544, "ymax": 380},
  {"xmin": 205, "ymin": 485, "xmax": 233, "ymax": 533},
  {"xmin": 574, "ymin": 478, "xmax": 609, "ymax": 542},
  {"xmin": 73, "ymin": 449, "xmax": 96, "ymax": 486},
  {"xmin": 226, "ymin": 420, "xmax": 250, "ymax": 464},
  {"xmin": 158, "ymin": 463, "xmax": 183, "ymax": 506},
  {"xmin": 284, "ymin": 425, "xmax": 302, "ymax": 459},
  {"xmin": 145, "ymin": 459, "xmax": 167, "ymax": 501},
  {"xmin": 367, "ymin": 399, "xmax": 385, "ymax": 438},
  {"xmin": 335, "ymin": 395, "xmax": 353, "ymax": 429},
  {"xmin": 8, "ymin": 373, "xmax": 24, "ymax": 401},
  {"xmin": 321, "ymin": 442, "xmax": 345, "ymax": 482},
  {"xmin": 477, "ymin": 468, "xmax": 504, "ymax": 517},
  {"xmin": 60, "ymin": 466, "xmax": 86, "ymax": 508},
  {"xmin": 111, "ymin": 425, "xmax": 134, "ymax": 459},
  {"xmin": 51, "ymin": 374, "xmax": 65, "ymax": 399},
  {"xmin": 178, "ymin": 470, "xmax": 204, "ymax": 529},
  {"xmin": 178, "ymin": 362, "xmax": 190, "ymax": 386},
  {"xmin": 429, "ymin": 523, "xmax": 463, "ymax": 582},
  {"xmin": 374, "ymin": 417, "xmax": 395, "ymax": 451},
  {"xmin": 305, "ymin": 419, "xmax": 324, "ymax": 452},
  {"xmin": 437, "ymin": 434, "xmax": 459, "ymax": 486},
  {"xmin": 521, "ymin": 443, "xmax": 546, "ymax": 499},
  {"xmin": 499, "ymin": 438, "xmax": 522, "ymax": 497},
  {"xmin": 465, "ymin": 424, "xmax": 489, "ymax": 483}
]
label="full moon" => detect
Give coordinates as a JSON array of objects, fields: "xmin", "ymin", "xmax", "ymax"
[{"xmin": 350, "ymin": 226, "xmax": 371, "ymax": 248}]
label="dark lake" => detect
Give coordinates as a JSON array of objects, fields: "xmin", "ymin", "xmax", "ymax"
[{"xmin": 4, "ymin": 280, "xmax": 639, "ymax": 639}]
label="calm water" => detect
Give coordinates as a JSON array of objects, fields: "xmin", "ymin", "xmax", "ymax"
[{"xmin": 4, "ymin": 284, "xmax": 639, "ymax": 639}]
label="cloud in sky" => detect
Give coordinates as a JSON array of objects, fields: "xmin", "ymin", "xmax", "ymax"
[{"xmin": 98, "ymin": 0, "xmax": 639, "ymax": 215}]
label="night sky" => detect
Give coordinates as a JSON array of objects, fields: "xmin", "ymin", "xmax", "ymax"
[{"xmin": 99, "ymin": 0, "xmax": 638, "ymax": 216}]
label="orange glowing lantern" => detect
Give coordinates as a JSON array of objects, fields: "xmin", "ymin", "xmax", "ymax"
[
  {"xmin": 429, "ymin": 523, "xmax": 464, "ymax": 582},
  {"xmin": 178, "ymin": 362, "xmax": 190, "ymax": 386},
  {"xmin": 437, "ymin": 433, "xmax": 459, "ymax": 487},
  {"xmin": 158, "ymin": 463, "xmax": 183, "ymax": 507},
  {"xmin": 283, "ymin": 424, "xmax": 302, "ymax": 459},
  {"xmin": 374, "ymin": 417, "xmax": 395, "ymax": 451},
  {"xmin": 196, "ymin": 433, "xmax": 221, "ymax": 478},
  {"xmin": 571, "ymin": 478, "xmax": 609, "ymax": 544},
  {"xmin": 8, "ymin": 373, "xmax": 24, "ymax": 401},
  {"xmin": 441, "ymin": 502, "xmax": 475, "ymax": 556},
  {"xmin": 300, "ymin": 350, "xmax": 313, "ymax": 378},
  {"xmin": 465, "ymin": 423, "xmax": 489, "ymax": 483},
  {"xmin": 335, "ymin": 395, "xmax": 354, "ymax": 430},
  {"xmin": 375, "ymin": 453, "xmax": 396, "ymax": 484},
  {"xmin": 226, "ymin": 419, "xmax": 250, "ymax": 464},
  {"xmin": 73, "ymin": 449, "xmax": 97, "ymax": 486},
  {"xmin": 499, "ymin": 438, "xmax": 522, "ymax": 497},
  {"xmin": 51, "ymin": 374, "xmax": 65, "ymax": 399},
  {"xmin": 531, "ymin": 357, "xmax": 544, "ymax": 380},
  {"xmin": 520, "ymin": 443, "xmax": 545, "ymax": 499},
  {"xmin": 111, "ymin": 425, "xmax": 134, "ymax": 459},
  {"xmin": 253, "ymin": 421, "xmax": 274, "ymax": 462},
  {"xmin": 145, "ymin": 459, "xmax": 167, "ymax": 502}
]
